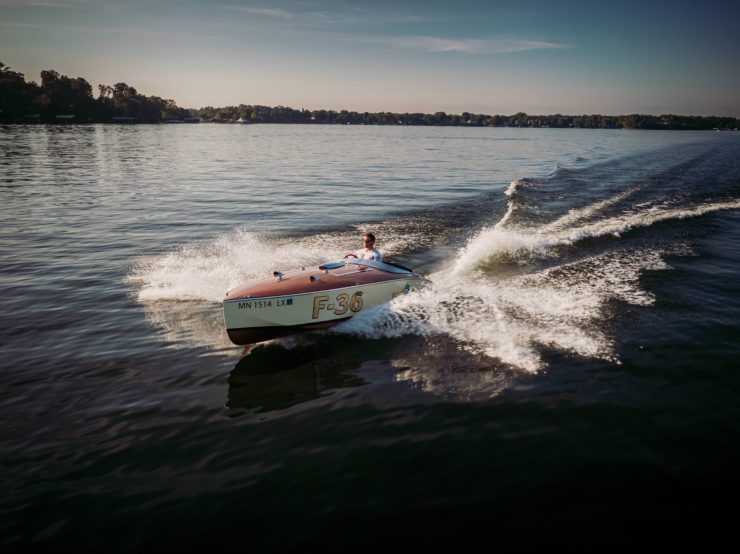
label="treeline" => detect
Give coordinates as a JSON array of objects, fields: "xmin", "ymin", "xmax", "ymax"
[
  {"xmin": 197, "ymin": 105, "xmax": 739, "ymax": 130},
  {"xmin": 2, "ymin": 62, "xmax": 737, "ymax": 129},
  {"xmin": 0, "ymin": 62, "xmax": 192, "ymax": 123}
]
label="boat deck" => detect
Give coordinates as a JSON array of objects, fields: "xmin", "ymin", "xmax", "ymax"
[{"xmin": 225, "ymin": 264, "xmax": 409, "ymax": 300}]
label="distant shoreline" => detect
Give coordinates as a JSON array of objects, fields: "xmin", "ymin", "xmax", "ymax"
[
  {"xmin": 5, "ymin": 113, "xmax": 740, "ymax": 131},
  {"xmin": 2, "ymin": 63, "xmax": 738, "ymax": 130},
  {"xmin": 4, "ymin": 121, "xmax": 740, "ymax": 131},
  {"xmin": 191, "ymin": 107, "xmax": 740, "ymax": 131}
]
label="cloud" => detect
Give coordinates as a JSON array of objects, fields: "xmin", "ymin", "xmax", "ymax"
[
  {"xmin": 0, "ymin": 18, "xmax": 225, "ymax": 41},
  {"xmin": 232, "ymin": 6, "xmax": 293, "ymax": 19},
  {"xmin": 389, "ymin": 36, "xmax": 569, "ymax": 55},
  {"xmin": 220, "ymin": 4, "xmax": 439, "ymax": 26},
  {"xmin": 0, "ymin": 20, "xmax": 46, "ymax": 28},
  {"xmin": 0, "ymin": 0, "xmax": 87, "ymax": 6},
  {"xmin": 226, "ymin": 5, "xmax": 369, "ymax": 25}
]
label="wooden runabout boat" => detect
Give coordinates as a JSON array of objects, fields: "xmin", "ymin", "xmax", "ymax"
[{"xmin": 223, "ymin": 259, "xmax": 422, "ymax": 345}]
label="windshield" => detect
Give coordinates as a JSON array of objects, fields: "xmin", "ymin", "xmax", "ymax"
[{"xmin": 344, "ymin": 259, "xmax": 412, "ymax": 274}]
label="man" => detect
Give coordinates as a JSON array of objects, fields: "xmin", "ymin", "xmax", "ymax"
[{"xmin": 345, "ymin": 232, "xmax": 383, "ymax": 262}]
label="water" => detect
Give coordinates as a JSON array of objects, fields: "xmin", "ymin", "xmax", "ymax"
[{"xmin": 2, "ymin": 125, "xmax": 740, "ymax": 548}]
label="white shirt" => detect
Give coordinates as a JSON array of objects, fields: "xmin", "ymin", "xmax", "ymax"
[{"xmin": 355, "ymin": 247, "xmax": 382, "ymax": 262}]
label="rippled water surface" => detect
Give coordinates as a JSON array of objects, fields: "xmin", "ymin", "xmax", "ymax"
[{"xmin": 2, "ymin": 124, "xmax": 740, "ymax": 548}]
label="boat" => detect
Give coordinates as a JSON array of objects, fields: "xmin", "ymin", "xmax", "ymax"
[{"xmin": 223, "ymin": 258, "xmax": 423, "ymax": 345}]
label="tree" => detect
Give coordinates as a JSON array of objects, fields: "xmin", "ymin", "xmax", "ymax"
[{"xmin": 0, "ymin": 61, "xmax": 38, "ymax": 119}]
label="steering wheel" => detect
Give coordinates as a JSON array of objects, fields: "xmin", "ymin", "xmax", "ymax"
[{"xmin": 344, "ymin": 253, "xmax": 358, "ymax": 259}]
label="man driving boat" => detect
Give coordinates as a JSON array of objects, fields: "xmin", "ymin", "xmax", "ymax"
[{"xmin": 345, "ymin": 232, "xmax": 383, "ymax": 262}]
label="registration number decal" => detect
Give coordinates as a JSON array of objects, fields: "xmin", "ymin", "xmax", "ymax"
[
  {"xmin": 312, "ymin": 291, "xmax": 363, "ymax": 319},
  {"xmin": 237, "ymin": 298, "xmax": 293, "ymax": 309}
]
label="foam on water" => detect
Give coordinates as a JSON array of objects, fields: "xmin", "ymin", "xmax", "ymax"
[
  {"xmin": 335, "ymin": 191, "xmax": 739, "ymax": 372},
  {"xmin": 128, "ymin": 229, "xmax": 346, "ymax": 303},
  {"xmin": 127, "ymin": 222, "xmax": 431, "ymax": 303},
  {"xmin": 335, "ymin": 243, "xmax": 696, "ymax": 372},
  {"xmin": 452, "ymin": 194, "xmax": 740, "ymax": 275},
  {"xmin": 336, "ymin": 249, "xmax": 648, "ymax": 372},
  {"xmin": 542, "ymin": 185, "xmax": 646, "ymax": 232}
]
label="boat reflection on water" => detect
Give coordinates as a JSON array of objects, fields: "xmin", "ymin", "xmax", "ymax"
[
  {"xmin": 225, "ymin": 331, "xmax": 523, "ymax": 417},
  {"xmin": 388, "ymin": 336, "xmax": 519, "ymax": 402},
  {"xmin": 226, "ymin": 336, "xmax": 372, "ymax": 417}
]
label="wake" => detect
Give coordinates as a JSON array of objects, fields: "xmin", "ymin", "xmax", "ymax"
[
  {"xmin": 452, "ymin": 180, "xmax": 740, "ymax": 274},
  {"xmin": 126, "ymin": 174, "xmax": 740, "ymax": 373},
  {"xmin": 338, "ymin": 183, "xmax": 740, "ymax": 372}
]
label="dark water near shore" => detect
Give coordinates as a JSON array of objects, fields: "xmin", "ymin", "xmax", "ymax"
[{"xmin": 2, "ymin": 125, "xmax": 740, "ymax": 548}]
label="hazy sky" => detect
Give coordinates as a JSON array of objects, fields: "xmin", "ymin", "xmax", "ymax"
[{"xmin": 2, "ymin": 0, "xmax": 739, "ymax": 115}]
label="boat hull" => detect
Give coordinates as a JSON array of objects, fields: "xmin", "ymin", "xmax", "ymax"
[{"xmin": 223, "ymin": 276, "xmax": 419, "ymax": 345}]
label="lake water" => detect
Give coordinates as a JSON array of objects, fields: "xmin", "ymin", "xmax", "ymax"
[{"xmin": 2, "ymin": 124, "xmax": 740, "ymax": 548}]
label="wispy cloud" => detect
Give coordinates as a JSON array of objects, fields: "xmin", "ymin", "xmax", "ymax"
[
  {"xmin": 0, "ymin": 18, "xmax": 224, "ymax": 41},
  {"xmin": 0, "ymin": 0, "xmax": 97, "ymax": 7},
  {"xmin": 222, "ymin": 4, "xmax": 438, "ymax": 26},
  {"xmin": 226, "ymin": 5, "xmax": 369, "ymax": 25},
  {"xmin": 0, "ymin": 0, "xmax": 129, "ymax": 13},
  {"xmin": 389, "ymin": 36, "xmax": 569, "ymax": 55},
  {"xmin": 0, "ymin": 20, "xmax": 45, "ymax": 28},
  {"xmin": 232, "ymin": 6, "xmax": 293, "ymax": 19}
]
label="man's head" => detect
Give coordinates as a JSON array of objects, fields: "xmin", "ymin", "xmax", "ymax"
[{"xmin": 363, "ymin": 232, "xmax": 376, "ymax": 249}]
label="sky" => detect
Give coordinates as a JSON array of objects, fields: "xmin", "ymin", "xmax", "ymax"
[{"xmin": 1, "ymin": 0, "xmax": 739, "ymax": 115}]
